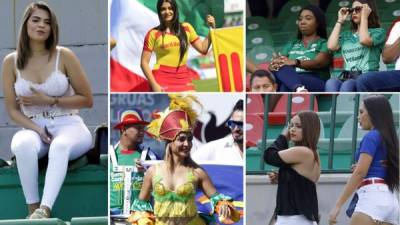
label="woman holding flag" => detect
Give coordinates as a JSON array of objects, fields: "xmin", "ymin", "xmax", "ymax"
[
  {"xmin": 141, "ymin": 0, "xmax": 216, "ymax": 92},
  {"xmin": 128, "ymin": 94, "xmax": 239, "ymax": 225}
]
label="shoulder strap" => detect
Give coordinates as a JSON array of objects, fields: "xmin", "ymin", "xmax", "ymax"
[
  {"xmin": 14, "ymin": 53, "xmax": 21, "ymax": 78},
  {"xmin": 55, "ymin": 47, "xmax": 60, "ymax": 71},
  {"xmin": 153, "ymin": 163, "xmax": 163, "ymax": 184},
  {"xmin": 187, "ymin": 168, "xmax": 196, "ymax": 183},
  {"xmin": 110, "ymin": 142, "xmax": 119, "ymax": 167}
]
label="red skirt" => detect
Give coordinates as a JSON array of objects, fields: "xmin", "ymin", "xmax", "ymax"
[{"xmin": 153, "ymin": 65, "xmax": 195, "ymax": 92}]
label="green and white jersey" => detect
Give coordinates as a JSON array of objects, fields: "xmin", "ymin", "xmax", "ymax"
[
  {"xmin": 339, "ymin": 28, "xmax": 386, "ymax": 73},
  {"xmin": 282, "ymin": 38, "xmax": 330, "ymax": 80},
  {"xmin": 109, "ymin": 145, "xmax": 144, "ymax": 210}
]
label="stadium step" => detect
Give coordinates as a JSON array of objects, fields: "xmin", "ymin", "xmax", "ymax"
[
  {"xmin": 0, "ymin": 219, "xmax": 66, "ymax": 225},
  {"xmin": 70, "ymin": 216, "xmax": 108, "ymax": 225}
]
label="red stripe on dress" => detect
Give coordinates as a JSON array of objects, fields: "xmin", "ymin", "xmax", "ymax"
[
  {"xmin": 191, "ymin": 37, "xmax": 200, "ymax": 44},
  {"xmin": 218, "ymin": 54, "xmax": 231, "ymax": 91},
  {"xmin": 143, "ymin": 30, "xmax": 154, "ymax": 52},
  {"xmin": 231, "ymin": 52, "xmax": 243, "ymax": 91},
  {"xmin": 182, "ymin": 24, "xmax": 190, "ymax": 32}
]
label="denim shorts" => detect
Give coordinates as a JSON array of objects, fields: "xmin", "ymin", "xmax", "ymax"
[{"xmin": 355, "ymin": 183, "xmax": 399, "ymax": 224}]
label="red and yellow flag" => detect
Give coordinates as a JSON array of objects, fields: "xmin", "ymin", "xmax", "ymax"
[{"xmin": 210, "ymin": 26, "xmax": 244, "ymax": 92}]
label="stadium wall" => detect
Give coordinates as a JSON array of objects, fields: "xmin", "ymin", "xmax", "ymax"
[{"xmin": 0, "ymin": 0, "xmax": 108, "ymax": 160}]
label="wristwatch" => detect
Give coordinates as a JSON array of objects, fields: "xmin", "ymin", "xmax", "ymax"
[{"xmin": 295, "ymin": 59, "xmax": 301, "ymax": 67}]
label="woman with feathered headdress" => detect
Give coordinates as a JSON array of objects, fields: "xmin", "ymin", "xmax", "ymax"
[{"xmin": 128, "ymin": 94, "xmax": 240, "ymax": 225}]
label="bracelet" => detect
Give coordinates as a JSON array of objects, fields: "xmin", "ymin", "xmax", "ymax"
[
  {"xmin": 337, "ymin": 21, "xmax": 343, "ymax": 25},
  {"xmin": 52, "ymin": 97, "xmax": 59, "ymax": 106}
]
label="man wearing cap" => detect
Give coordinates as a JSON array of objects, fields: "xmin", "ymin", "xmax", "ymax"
[
  {"xmin": 110, "ymin": 109, "xmax": 158, "ymax": 216},
  {"xmin": 191, "ymin": 100, "xmax": 243, "ymax": 165}
]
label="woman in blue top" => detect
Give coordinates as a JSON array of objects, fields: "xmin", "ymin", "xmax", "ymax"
[
  {"xmin": 329, "ymin": 95, "xmax": 399, "ymax": 225},
  {"xmin": 269, "ymin": 5, "xmax": 331, "ymax": 92},
  {"xmin": 325, "ymin": 0, "xmax": 386, "ymax": 92}
]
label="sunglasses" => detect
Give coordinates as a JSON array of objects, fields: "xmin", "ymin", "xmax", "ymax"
[
  {"xmin": 347, "ymin": 6, "xmax": 362, "ymax": 13},
  {"xmin": 227, "ymin": 120, "xmax": 243, "ymax": 130}
]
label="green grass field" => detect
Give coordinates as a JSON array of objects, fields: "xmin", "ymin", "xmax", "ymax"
[{"xmin": 193, "ymin": 78, "xmax": 219, "ymax": 92}]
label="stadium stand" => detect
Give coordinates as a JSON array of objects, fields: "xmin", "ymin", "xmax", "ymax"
[
  {"xmin": 246, "ymin": 94, "xmax": 400, "ymax": 173},
  {"xmin": 246, "ymin": 0, "xmax": 400, "ymax": 84},
  {"xmin": 268, "ymin": 94, "xmax": 318, "ymax": 125}
]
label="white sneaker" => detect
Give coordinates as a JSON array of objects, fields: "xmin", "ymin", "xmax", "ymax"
[
  {"xmin": 295, "ymin": 86, "xmax": 308, "ymax": 92},
  {"xmin": 29, "ymin": 208, "xmax": 50, "ymax": 219}
]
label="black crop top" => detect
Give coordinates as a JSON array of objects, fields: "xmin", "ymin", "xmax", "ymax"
[{"xmin": 263, "ymin": 135, "xmax": 319, "ymax": 223}]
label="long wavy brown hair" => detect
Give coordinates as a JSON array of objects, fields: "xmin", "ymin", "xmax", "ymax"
[
  {"xmin": 293, "ymin": 111, "xmax": 321, "ymax": 164},
  {"xmin": 17, "ymin": 1, "xmax": 58, "ymax": 69},
  {"xmin": 351, "ymin": 0, "xmax": 381, "ymax": 31}
]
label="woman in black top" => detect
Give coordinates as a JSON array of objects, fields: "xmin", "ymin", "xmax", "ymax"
[{"xmin": 264, "ymin": 111, "xmax": 321, "ymax": 225}]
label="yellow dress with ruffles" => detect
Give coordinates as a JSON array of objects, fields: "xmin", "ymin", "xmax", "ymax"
[{"xmin": 152, "ymin": 165, "xmax": 205, "ymax": 225}]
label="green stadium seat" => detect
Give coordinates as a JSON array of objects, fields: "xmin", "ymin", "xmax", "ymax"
[
  {"xmin": 246, "ymin": 31, "xmax": 274, "ymax": 50},
  {"xmin": 318, "ymin": 94, "xmax": 360, "ymax": 125},
  {"xmin": 0, "ymin": 219, "xmax": 67, "ymax": 225},
  {"xmin": 246, "ymin": 16, "xmax": 269, "ymax": 33},
  {"xmin": 326, "ymin": 0, "xmax": 352, "ymax": 14},
  {"xmin": 277, "ymin": 0, "xmax": 311, "ymax": 19},
  {"xmin": 246, "ymin": 147, "xmax": 262, "ymax": 172},
  {"xmin": 271, "ymin": 31, "xmax": 297, "ymax": 51},
  {"xmin": 246, "ymin": 94, "xmax": 400, "ymax": 173},
  {"xmin": 318, "ymin": 147, "xmax": 353, "ymax": 170},
  {"xmin": 246, "ymin": 45, "xmax": 275, "ymax": 64},
  {"xmin": 376, "ymin": 0, "xmax": 400, "ymax": 13},
  {"xmin": 378, "ymin": 8, "xmax": 400, "ymax": 27},
  {"xmin": 100, "ymin": 154, "xmax": 107, "ymax": 167},
  {"xmin": 70, "ymin": 217, "xmax": 108, "ymax": 225},
  {"xmin": 264, "ymin": 18, "xmax": 288, "ymax": 33},
  {"xmin": 0, "ymin": 165, "xmax": 107, "ymax": 221},
  {"xmin": 389, "ymin": 94, "xmax": 400, "ymax": 111},
  {"xmin": 338, "ymin": 115, "xmax": 368, "ymax": 138}
]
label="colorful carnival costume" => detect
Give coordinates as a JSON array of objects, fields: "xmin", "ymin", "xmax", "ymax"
[
  {"xmin": 144, "ymin": 23, "xmax": 200, "ymax": 92},
  {"xmin": 128, "ymin": 94, "xmax": 240, "ymax": 225}
]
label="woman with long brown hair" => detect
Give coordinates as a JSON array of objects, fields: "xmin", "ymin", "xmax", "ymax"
[
  {"xmin": 264, "ymin": 111, "xmax": 321, "ymax": 225},
  {"xmin": 1, "ymin": 1, "xmax": 93, "ymax": 219},
  {"xmin": 325, "ymin": 0, "xmax": 385, "ymax": 92}
]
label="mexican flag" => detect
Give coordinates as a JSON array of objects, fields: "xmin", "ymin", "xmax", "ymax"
[{"xmin": 110, "ymin": 0, "xmax": 224, "ymax": 92}]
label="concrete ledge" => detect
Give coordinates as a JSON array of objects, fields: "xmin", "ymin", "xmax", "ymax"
[
  {"xmin": 246, "ymin": 174, "xmax": 352, "ymax": 225},
  {"xmin": 70, "ymin": 217, "xmax": 107, "ymax": 225},
  {"xmin": 0, "ymin": 219, "xmax": 66, "ymax": 225}
]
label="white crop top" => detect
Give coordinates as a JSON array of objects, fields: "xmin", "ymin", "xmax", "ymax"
[{"xmin": 14, "ymin": 47, "xmax": 78, "ymax": 117}]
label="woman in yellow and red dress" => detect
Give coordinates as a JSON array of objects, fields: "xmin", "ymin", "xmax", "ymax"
[{"xmin": 141, "ymin": 0, "xmax": 216, "ymax": 92}]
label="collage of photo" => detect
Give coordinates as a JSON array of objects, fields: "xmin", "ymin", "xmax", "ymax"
[{"xmin": 0, "ymin": 0, "xmax": 399, "ymax": 225}]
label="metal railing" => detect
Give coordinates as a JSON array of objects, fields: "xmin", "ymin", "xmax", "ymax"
[{"xmin": 248, "ymin": 93, "xmax": 363, "ymax": 174}]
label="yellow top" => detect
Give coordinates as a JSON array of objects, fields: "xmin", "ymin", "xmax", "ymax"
[
  {"xmin": 152, "ymin": 164, "xmax": 205, "ymax": 225},
  {"xmin": 143, "ymin": 22, "xmax": 200, "ymax": 70}
]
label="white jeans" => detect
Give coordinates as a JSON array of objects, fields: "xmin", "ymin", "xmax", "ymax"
[
  {"xmin": 355, "ymin": 182, "xmax": 399, "ymax": 225},
  {"xmin": 11, "ymin": 115, "xmax": 92, "ymax": 209},
  {"xmin": 276, "ymin": 215, "xmax": 317, "ymax": 225}
]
